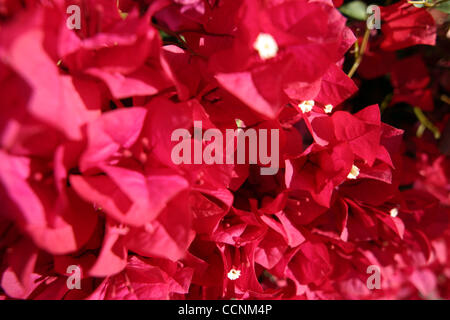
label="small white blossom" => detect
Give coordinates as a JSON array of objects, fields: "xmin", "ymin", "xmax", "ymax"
[
  {"xmin": 298, "ymin": 100, "xmax": 315, "ymax": 113},
  {"xmin": 253, "ymin": 33, "xmax": 278, "ymax": 60},
  {"xmin": 390, "ymin": 208, "xmax": 399, "ymax": 218},
  {"xmin": 227, "ymin": 269, "xmax": 241, "ymax": 280},
  {"xmin": 347, "ymin": 164, "xmax": 360, "ymax": 179}
]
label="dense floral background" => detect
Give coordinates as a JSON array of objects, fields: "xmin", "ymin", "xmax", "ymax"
[{"xmin": 0, "ymin": 0, "xmax": 449, "ymax": 300}]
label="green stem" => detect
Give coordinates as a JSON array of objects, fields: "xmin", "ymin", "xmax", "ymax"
[
  {"xmin": 413, "ymin": 107, "xmax": 441, "ymax": 139},
  {"xmin": 347, "ymin": 28, "xmax": 370, "ymax": 78},
  {"xmin": 441, "ymin": 94, "xmax": 450, "ymax": 105},
  {"xmin": 380, "ymin": 93, "xmax": 393, "ymax": 113}
]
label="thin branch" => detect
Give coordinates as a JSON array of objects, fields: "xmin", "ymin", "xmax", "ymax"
[
  {"xmin": 413, "ymin": 107, "xmax": 441, "ymax": 139},
  {"xmin": 347, "ymin": 28, "xmax": 371, "ymax": 78}
]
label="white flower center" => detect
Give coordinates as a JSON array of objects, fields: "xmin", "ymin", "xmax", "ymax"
[
  {"xmin": 227, "ymin": 268, "xmax": 241, "ymax": 280},
  {"xmin": 253, "ymin": 33, "xmax": 278, "ymax": 60},
  {"xmin": 347, "ymin": 164, "xmax": 360, "ymax": 179},
  {"xmin": 298, "ymin": 100, "xmax": 315, "ymax": 113},
  {"xmin": 324, "ymin": 104, "xmax": 334, "ymax": 113},
  {"xmin": 390, "ymin": 208, "xmax": 399, "ymax": 218}
]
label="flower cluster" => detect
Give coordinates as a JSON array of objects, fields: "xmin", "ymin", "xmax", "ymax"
[{"xmin": 0, "ymin": 0, "xmax": 449, "ymax": 300}]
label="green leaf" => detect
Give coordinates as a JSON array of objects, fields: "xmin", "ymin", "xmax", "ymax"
[
  {"xmin": 159, "ymin": 30, "xmax": 171, "ymax": 41},
  {"xmin": 339, "ymin": 1, "xmax": 368, "ymax": 21},
  {"xmin": 436, "ymin": 1, "xmax": 450, "ymax": 14}
]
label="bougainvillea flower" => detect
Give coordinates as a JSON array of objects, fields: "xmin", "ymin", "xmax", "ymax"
[
  {"xmin": 60, "ymin": 3, "xmax": 173, "ymax": 99},
  {"xmin": 208, "ymin": 0, "xmax": 355, "ymax": 118},
  {"xmin": 390, "ymin": 55, "xmax": 434, "ymax": 111},
  {"xmin": 0, "ymin": 0, "xmax": 449, "ymax": 301},
  {"xmin": 0, "ymin": 146, "xmax": 98, "ymax": 255},
  {"xmin": 88, "ymin": 256, "xmax": 194, "ymax": 300},
  {"xmin": 0, "ymin": 7, "xmax": 101, "ymax": 142},
  {"xmin": 380, "ymin": 0, "xmax": 436, "ymax": 51}
]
